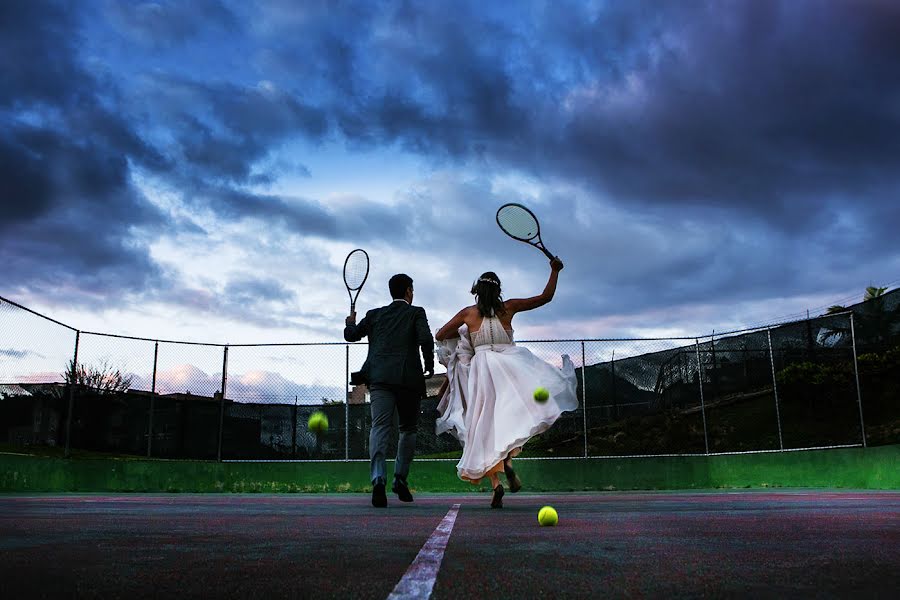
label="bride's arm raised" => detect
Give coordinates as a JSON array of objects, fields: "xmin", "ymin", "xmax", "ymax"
[
  {"xmin": 435, "ymin": 307, "xmax": 470, "ymax": 341},
  {"xmin": 504, "ymin": 256, "xmax": 564, "ymax": 315}
]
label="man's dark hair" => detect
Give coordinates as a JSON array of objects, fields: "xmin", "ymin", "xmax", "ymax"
[{"xmin": 389, "ymin": 273, "xmax": 413, "ymax": 300}]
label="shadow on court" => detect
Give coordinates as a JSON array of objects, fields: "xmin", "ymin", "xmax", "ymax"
[{"xmin": 1, "ymin": 490, "xmax": 898, "ymax": 598}]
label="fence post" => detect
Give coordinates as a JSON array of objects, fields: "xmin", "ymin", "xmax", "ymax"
[
  {"xmin": 216, "ymin": 346, "xmax": 229, "ymax": 461},
  {"xmin": 292, "ymin": 395, "xmax": 298, "ymax": 458},
  {"xmin": 581, "ymin": 341, "xmax": 588, "ymax": 458},
  {"xmin": 849, "ymin": 313, "xmax": 867, "ymax": 447},
  {"xmin": 742, "ymin": 342, "xmax": 749, "ymax": 389},
  {"xmin": 63, "ymin": 331, "xmax": 80, "ymax": 458},
  {"xmin": 694, "ymin": 339, "xmax": 710, "ymax": 454},
  {"xmin": 147, "ymin": 341, "xmax": 159, "ymax": 457},
  {"xmin": 345, "ymin": 344, "xmax": 350, "ymax": 461},
  {"xmin": 767, "ymin": 328, "xmax": 784, "ymax": 451},
  {"xmin": 710, "ymin": 330, "xmax": 718, "ymax": 400},
  {"xmin": 610, "ymin": 349, "xmax": 617, "ymax": 420}
]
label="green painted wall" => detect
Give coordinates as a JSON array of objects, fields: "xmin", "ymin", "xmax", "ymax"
[{"xmin": 1, "ymin": 445, "xmax": 897, "ymax": 493}]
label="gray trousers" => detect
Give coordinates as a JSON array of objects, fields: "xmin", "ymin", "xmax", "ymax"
[{"xmin": 369, "ymin": 384, "xmax": 420, "ymax": 485}]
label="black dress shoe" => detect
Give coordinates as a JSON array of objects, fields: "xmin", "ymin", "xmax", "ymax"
[
  {"xmin": 372, "ymin": 482, "xmax": 387, "ymax": 507},
  {"xmin": 392, "ymin": 477, "xmax": 414, "ymax": 502},
  {"xmin": 490, "ymin": 484, "xmax": 504, "ymax": 509}
]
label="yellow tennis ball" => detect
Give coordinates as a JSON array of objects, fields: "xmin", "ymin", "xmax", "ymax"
[
  {"xmin": 308, "ymin": 411, "xmax": 329, "ymax": 435},
  {"xmin": 538, "ymin": 505, "xmax": 558, "ymax": 527},
  {"xmin": 533, "ymin": 387, "xmax": 550, "ymax": 403}
]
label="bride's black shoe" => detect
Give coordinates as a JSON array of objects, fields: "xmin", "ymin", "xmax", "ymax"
[
  {"xmin": 504, "ymin": 463, "xmax": 522, "ymax": 493},
  {"xmin": 491, "ymin": 484, "xmax": 505, "ymax": 509}
]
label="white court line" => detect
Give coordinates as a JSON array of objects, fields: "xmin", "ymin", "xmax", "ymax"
[{"xmin": 387, "ymin": 503, "xmax": 461, "ymax": 600}]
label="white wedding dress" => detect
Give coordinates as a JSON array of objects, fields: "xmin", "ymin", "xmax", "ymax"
[{"xmin": 435, "ymin": 315, "xmax": 579, "ymax": 482}]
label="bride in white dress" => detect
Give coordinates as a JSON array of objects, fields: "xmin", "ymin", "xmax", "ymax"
[{"xmin": 434, "ymin": 257, "xmax": 578, "ymax": 508}]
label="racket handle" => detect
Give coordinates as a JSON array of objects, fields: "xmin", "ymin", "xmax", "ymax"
[{"xmin": 539, "ymin": 246, "xmax": 555, "ymax": 260}]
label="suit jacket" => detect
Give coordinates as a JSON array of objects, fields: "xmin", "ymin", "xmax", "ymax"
[{"xmin": 344, "ymin": 300, "xmax": 434, "ymax": 397}]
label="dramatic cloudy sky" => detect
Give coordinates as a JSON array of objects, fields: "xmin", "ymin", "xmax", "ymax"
[{"xmin": 3, "ymin": 0, "xmax": 900, "ymax": 356}]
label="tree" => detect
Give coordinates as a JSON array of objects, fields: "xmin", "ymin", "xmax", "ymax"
[
  {"xmin": 63, "ymin": 358, "xmax": 134, "ymax": 394},
  {"xmin": 858, "ymin": 286, "xmax": 894, "ymax": 348},
  {"xmin": 864, "ymin": 286, "xmax": 888, "ymax": 301}
]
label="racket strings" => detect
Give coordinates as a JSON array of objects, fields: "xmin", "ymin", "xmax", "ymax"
[
  {"xmin": 344, "ymin": 252, "xmax": 369, "ymax": 290},
  {"xmin": 497, "ymin": 206, "xmax": 539, "ymax": 240}
]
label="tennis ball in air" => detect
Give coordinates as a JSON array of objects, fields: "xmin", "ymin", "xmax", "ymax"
[
  {"xmin": 533, "ymin": 387, "xmax": 550, "ymax": 403},
  {"xmin": 308, "ymin": 411, "xmax": 329, "ymax": 435},
  {"xmin": 538, "ymin": 506, "xmax": 558, "ymax": 527}
]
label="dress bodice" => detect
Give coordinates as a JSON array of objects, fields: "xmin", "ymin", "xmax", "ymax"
[{"xmin": 470, "ymin": 315, "xmax": 514, "ymax": 348}]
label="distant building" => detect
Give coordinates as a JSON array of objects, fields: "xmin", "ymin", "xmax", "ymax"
[
  {"xmin": 160, "ymin": 391, "xmax": 226, "ymax": 403},
  {"xmin": 0, "ymin": 383, "xmax": 65, "ymax": 446},
  {"xmin": 348, "ymin": 385, "xmax": 368, "ymax": 404},
  {"xmin": 0, "ymin": 383, "xmax": 32, "ymax": 398}
]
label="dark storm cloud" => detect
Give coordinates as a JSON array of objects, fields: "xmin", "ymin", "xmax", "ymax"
[
  {"xmin": 224, "ymin": 276, "xmax": 295, "ymax": 304},
  {"xmin": 0, "ymin": 122, "xmax": 170, "ymax": 306},
  {"xmin": 0, "ymin": 0, "xmax": 174, "ymax": 307},
  {"xmin": 330, "ymin": 2, "xmax": 533, "ymax": 157},
  {"xmin": 141, "ymin": 75, "xmax": 328, "ymax": 183},
  {"xmin": 307, "ymin": 0, "xmax": 900, "ymax": 226},
  {"xmin": 544, "ymin": 1, "xmax": 900, "ymax": 217},
  {"xmin": 214, "ymin": 275, "xmax": 300, "ymax": 329},
  {"xmin": 211, "ymin": 188, "xmax": 335, "ymax": 232},
  {"xmin": 176, "ymin": 184, "xmax": 411, "ymax": 242},
  {"xmin": 0, "ymin": 1, "xmax": 79, "ymax": 107}
]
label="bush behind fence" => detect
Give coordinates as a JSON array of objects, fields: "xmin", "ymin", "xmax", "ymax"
[{"xmin": 1, "ymin": 290, "xmax": 898, "ymax": 461}]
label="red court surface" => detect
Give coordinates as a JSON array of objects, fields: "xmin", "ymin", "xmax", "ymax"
[{"xmin": 2, "ymin": 490, "xmax": 898, "ymax": 598}]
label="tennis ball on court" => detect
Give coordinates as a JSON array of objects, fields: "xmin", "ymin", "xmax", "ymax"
[
  {"xmin": 308, "ymin": 411, "xmax": 329, "ymax": 435},
  {"xmin": 533, "ymin": 387, "xmax": 550, "ymax": 403},
  {"xmin": 538, "ymin": 506, "xmax": 558, "ymax": 527}
]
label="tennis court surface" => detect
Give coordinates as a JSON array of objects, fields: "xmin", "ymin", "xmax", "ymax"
[{"xmin": 2, "ymin": 490, "xmax": 898, "ymax": 598}]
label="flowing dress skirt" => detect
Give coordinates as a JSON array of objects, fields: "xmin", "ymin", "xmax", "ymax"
[{"xmin": 436, "ymin": 328, "xmax": 578, "ymax": 483}]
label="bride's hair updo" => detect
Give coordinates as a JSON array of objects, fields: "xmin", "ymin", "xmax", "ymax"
[{"xmin": 471, "ymin": 272, "xmax": 505, "ymax": 317}]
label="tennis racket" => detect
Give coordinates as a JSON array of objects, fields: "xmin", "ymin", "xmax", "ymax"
[
  {"xmin": 496, "ymin": 203, "xmax": 555, "ymax": 260},
  {"xmin": 343, "ymin": 248, "xmax": 369, "ymax": 313}
]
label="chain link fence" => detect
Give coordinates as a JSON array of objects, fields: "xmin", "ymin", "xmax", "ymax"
[{"xmin": 1, "ymin": 290, "xmax": 898, "ymax": 461}]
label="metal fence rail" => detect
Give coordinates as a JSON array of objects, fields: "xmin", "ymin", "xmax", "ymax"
[{"xmin": 1, "ymin": 290, "xmax": 898, "ymax": 461}]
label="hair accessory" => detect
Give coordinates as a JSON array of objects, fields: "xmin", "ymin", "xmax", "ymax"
[{"xmin": 478, "ymin": 277, "xmax": 499, "ymax": 285}]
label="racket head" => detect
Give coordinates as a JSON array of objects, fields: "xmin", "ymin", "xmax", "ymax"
[
  {"xmin": 343, "ymin": 249, "xmax": 369, "ymax": 291},
  {"xmin": 496, "ymin": 203, "xmax": 541, "ymax": 242}
]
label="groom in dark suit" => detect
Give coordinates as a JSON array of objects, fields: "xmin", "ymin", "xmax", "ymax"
[{"xmin": 344, "ymin": 273, "xmax": 434, "ymax": 507}]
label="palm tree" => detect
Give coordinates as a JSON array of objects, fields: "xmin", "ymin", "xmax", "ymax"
[
  {"xmin": 858, "ymin": 286, "xmax": 894, "ymax": 348},
  {"xmin": 864, "ymin": 286, "xmax": 888, "ymax": 302}
]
